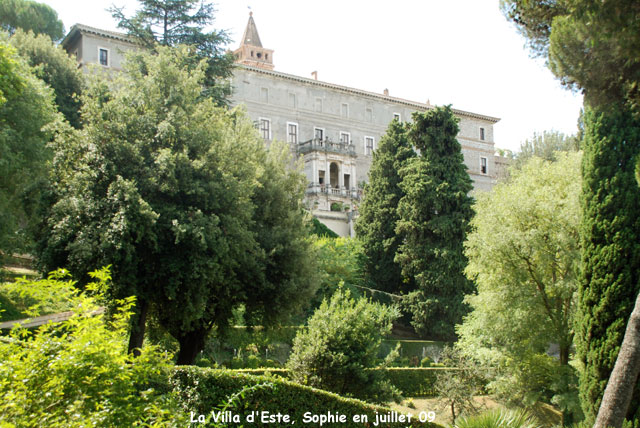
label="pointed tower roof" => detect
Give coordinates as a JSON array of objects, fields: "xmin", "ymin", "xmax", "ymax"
[
  {"xmin": 233, "ymin": 12, "xmax": 274, "ymax": 70},
  {"xmin": 241, "ymin": 12, "xmax": 262, "ymax": 47}
]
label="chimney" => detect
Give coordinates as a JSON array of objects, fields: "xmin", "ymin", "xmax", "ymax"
[
  {"xmin": 311, "ymin": 71, "xmax": 318, "ymax": 80},
  {"xmin": 383, "ymin": 88, "xmax": 389, "ymax": 96}
]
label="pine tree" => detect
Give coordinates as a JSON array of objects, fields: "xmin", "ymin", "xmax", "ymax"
[
  {"xmin": 395, "ymin": 106, "xmax": 474, "ymax": 340},
  {"xmin": 110, "ymin": 0, "xmax": 233, "ymax": 106},
  {"xmin": 576, "ymin": 105, "xmax": 640, "ymax": 422},
  {"xmin": 355, "ymin": 119, "xmax": 415, "ymax": 293}
]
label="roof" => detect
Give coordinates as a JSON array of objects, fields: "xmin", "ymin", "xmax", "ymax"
[
  {"xmin": 240, "ymin": 13, "xmax": 262, "ymax": 47},
  {"xmin": 237, "ymin": 65, "xmax": 501, "ymax": 124},
  {"xmin": 61, "ymin": 23, "xmax": 137, "ymax": 49}
]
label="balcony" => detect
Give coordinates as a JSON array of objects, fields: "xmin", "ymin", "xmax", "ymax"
[
  {"xmin": 306, "ymin": 183, "xmax": 363, "ymax": 200},
  {"xmin": 297, "ymin": 138, "xmax": 357, "ymax": 157}
]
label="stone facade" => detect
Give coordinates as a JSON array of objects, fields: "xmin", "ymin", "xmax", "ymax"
[{"xmin": 61, "ymin": 17, "xmax": 505, "ymax": 237}]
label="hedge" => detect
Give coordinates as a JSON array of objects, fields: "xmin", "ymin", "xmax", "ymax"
[
  {"xmin": 170, "ymin": 367, "xmax": 444, "ymax": 427},
  {"xmin": 234, "ymin": 367, "xmax": 463, "ymax": 397}
]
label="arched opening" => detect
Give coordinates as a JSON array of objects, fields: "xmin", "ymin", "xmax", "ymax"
[{"xmin": 330, "ymin": 163, "xmax": 339, "ymax": 188}]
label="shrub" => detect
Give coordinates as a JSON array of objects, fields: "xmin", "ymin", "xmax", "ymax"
[
  {"xmin": 453, "ymin": 409, "xmax": 541, "ymax": 428},
  {"xmin": 287, "ymin": 286, "xmax": 400, "ymax": 403},
  {"xmin": 0, "ymin": 268, "xmax": 182, "ymax": 427},
  {"xmin": 170, "ymin": 366, "xmax": 443, "ymax": 428}
]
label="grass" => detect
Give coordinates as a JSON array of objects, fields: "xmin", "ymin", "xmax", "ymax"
[{"xmin": 389, "ymin": 397, "xmax": 562, "ymax": 427}]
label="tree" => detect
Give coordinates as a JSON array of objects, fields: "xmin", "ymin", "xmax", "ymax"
[
  {"xmin": 594, "ymin": 290, "xmax": 640, "ymax": 428},
  {"xmin": 575, "ymin": 106, "xmax": 640, "ymax": 422},
  {"xmin": 459, "ymin": 153, "xmax": 583, "ymax": 424},
  {"xmin": 287, "ymin": 286, "xmax": 399, "ymax": 403},
  {"xmin": 0, "ymin": 37, "xmax": 59, "ymax": 256},
  {"xmin": 515, "ymin": 130, "xmax": 580, "ymax": 167},
  {"xmin": 0, "ymin": 0, "xmax": 64, "ymax": 41},
  {"xmin": 39, "ymin": 46, "xmax": 315, "ymax": 365},
  {"xmin": 500, "ymin": 1, "xmax": 640, "ymax": 421},
  {"xmin": 500, "ymin": 0, "xmax": 640, "ymax": 113},
  {"xmin": 395, "ymin": 106, "xmax": 474, "ymax": 340},
  {"xmin": 355, "ymin": 119, "xmax": 415, "ymax": 293},
  {"xmin": 9, "ymin": 29, "xmax": 84, "ymax": 128},
  {"xmin": 110, "ymin": 0, "xmax": 234, "ymax": 106},
  {"xmin": 0, "ymin": 268, "xmax": 183, "ymax": 427}
]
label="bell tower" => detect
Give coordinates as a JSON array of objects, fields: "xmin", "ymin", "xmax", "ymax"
[{"xmin": 233, "ymin": 12, "xmax": 274, "ymax": 70}]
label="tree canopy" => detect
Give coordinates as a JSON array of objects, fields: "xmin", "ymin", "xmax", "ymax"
[
  {"xmin": 9, "ymin": 29, "xmax": 84, "ymax": 128},
  {"xmin": 459, "ymin": 152, "xmax": 583, "ymax": 423},
  {"xmin": 0, "ymin": 38, "xmax": 60, "ymax": 256},
  {"xmin": 355, "ymin": 119, "xmax": 415, "ymax": 294},
  {"xmin": 39, "ymin": 46, "xmax": 315, "ymax": 365},
  {"xmin": 395, "ymin": 106, "xmax": 475, "ymax": 340},
  {"xmin": 0, "ymin": 0, "xmax": 64, "ymax": 41},
  {"xmin": 110, "ymin": 0, "xmax": 234, "ymax": 105}
]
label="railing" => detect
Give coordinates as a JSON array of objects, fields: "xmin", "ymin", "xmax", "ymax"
[
  {"xmin": 297, "ymin": 138, "xmax": 357, "ymax": 156},
  {"xmin": 305, "ymin": 183, "xmax": 363, "ymax": 200}
]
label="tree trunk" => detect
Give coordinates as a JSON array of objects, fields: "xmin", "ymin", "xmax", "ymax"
[
  {"xmin": 594, "ymin": 291, "xmax": 640, "ymax": 428},
  {"xmin": 559, "ymin": 344, "xmax": 570, "ymax": 426},
  {"xmin": 176, "ymin": 327, "xmax": 208, "ymax": 365},
  {"xmin": 127, "ymin": 297, "xmax": 149, "ymax": 356},
  {"xmin": 451, "ymin": 402, "xmax": 456, "ymax": 424}
]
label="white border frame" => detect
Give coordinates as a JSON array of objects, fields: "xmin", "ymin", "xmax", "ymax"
[
  {"xmin": 480, "ymin": 156, "xmax": 488, "ymax": 175},
  {"xmin": 365, "ymin": 136, "xmax": 375, "ymax": 156},
  {"xmin": 258, "ymin": 117, "xmax": 271, "ymax": 140},
  {"xmin": 393, "ymin": 112, "xmax": 402, "ymax": 122},
  {"xmin": 339, "ymin": 131, "xmax": 351, "ymax": 145},
  {"xmin": 341, "ymin": 103, "xmax": 349, "ymax": 118},
  {"xmin": 479, "ymin": 127, "xmax": 485, "ymax": 141},
  {"xmin": 97, "ymin": 46, "xmax": 110, "ymax": 67},
  {"xmin": 286, "ymin": 122, "xmax": 298, "ymax": 144},
  {"xmin": 314, "ymin": 127, "xmax": 325, "ymax": 141}
]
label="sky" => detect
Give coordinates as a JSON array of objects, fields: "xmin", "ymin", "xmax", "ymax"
[{"xmin": 41, "ymin": 0, "xmax": 584, "ymax": 152}]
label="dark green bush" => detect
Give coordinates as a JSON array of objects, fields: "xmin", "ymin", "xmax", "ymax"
[
  {"xmin": 170, "ymin": 366, "xmax": 444, "ymax": 428},
  {"xmin": 226, "ymin": 367, "xmax": 464, "ymax": 398}
]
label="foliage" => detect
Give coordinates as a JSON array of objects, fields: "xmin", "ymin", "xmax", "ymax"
[
  {"xmin": 10, "ymin": 29, "xmax": 84, "ymax": 128},
  {"xmin": 395, "ymin": 106, "xmax": 474, "ymax": 340},
  {"xmin": 459, "ymin": 153, "xmax": 582, "ymax": 422},
  {"xmin": 311, "ymin": 217, "xmax": 338, "ymax": 238},
  {"xmin": 515, "ymin": 130, "xmax": 580, "ymax": 167},
  {"xmin": 0, "ymin": 268, "xmax": 183, "ymax": 427},
  {"xmin": 170, "ymin": 366, "xmax": 443, "ymax": 428},
  {"xmin": 453, "ymin": 408, "xmax": 541, "ymax": 428},
  {"xmin": 110, "ymin": 0, "xmax": 234, "ymax": 106},
  {"xmin": 287, "ymin": 286, "xmax": 400, "ymax": 403},
  {"xmin": 0, "ymin": 37, "xmax": 59, "ymax": 256},
  {"xmin": 435, "ymin": 347, "xmax": 486, "ymax": 424},
  {"xmin": 310, "ymin": 237, "xmax": 365, "ymax": 312},
  {"xmin": 38, "ymin": 46, "xmax": 315, "ymax": 365},
  {"xmin": 501, "ymin": 0, "xmax": 640, "ymax": 115},
  {"xmin": 575, "ymin": 106, "xmax": 640, "ymax": 422},
  {"xmin": 0, "ymin": 0, "xmax": 64, "ymax": 41},
  {"xmin": 0, "ymin": 269, "xmax": 75, "ymax": 321},
  {"xmin": 356, "ymin": 119, "xmax": 416, "ymax": 293}
]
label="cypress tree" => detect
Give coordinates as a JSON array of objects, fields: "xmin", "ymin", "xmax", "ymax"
[
  {"xmin": 395, "ymin": 106, "xmax": 474, "ymax": 340},
  {"xmin": 355, "ymin": 119, "xmax": 415, "ymax": 293},
  {"xmin": 576, "ymin": 105, "xmax": 640, "ymax": 422}
]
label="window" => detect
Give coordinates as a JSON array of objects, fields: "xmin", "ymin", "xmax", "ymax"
[
  {"xmin": 98, "ymin": 48, "xmax": 109, "ymax": 66},
  {"xmin": 288, "ymin": 93, "xmax": 296, "ymax": 108},
  {"xmin": 480, "ymin": 157, "xmax": 488, "ymax": 174},
  {"xmin": 315, "ymin": 98, "xmax": 323, "ymax": 113},
  {"xmin": 314, "ymin": 127, "xmax": 324, "ymax": 141},
  {"xmin": 341, "ymin": 103, "xmax": 349, "ymax": 118},
  {"xmin": 259, "ymin": 118, "xmax": 271, "ymax": 140},
  {"xmin": 287, "ymin": 122, "xmax": 298, "ymax": 144},
  {"xmin": 260, "ymin": 87, "xmax": 268, "ymax": 103},
  {"xmin": 480, "ymin": 127, "xmax": 485, "ymax": 140},
  {"xmin": 340, "ymin": 132, "xmax": 350, "ymax": 144},
  {"xmin": 365, "ymin": 136, "xmax": 375, "ymax": 155},
  {"xmin": 365, "ymin": 108, "xmax": 373, "ymax": 122},
  {"xmin": 393, "ymin": 113, "xmax": 401, "ymax": 121}
]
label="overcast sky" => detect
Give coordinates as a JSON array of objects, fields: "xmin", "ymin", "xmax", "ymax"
[{"xmin": 42, "ymin": 0, "xmax": 584, "ymax": 152}]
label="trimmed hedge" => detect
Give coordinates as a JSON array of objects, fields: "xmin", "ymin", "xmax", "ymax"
[
  {"xmin": 171, "ymin": 367, "xmax": 444, "ymax": 427},
  {"xmin": 234, "ymin": 367, "xmax": 462, "ymax": 397}
]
